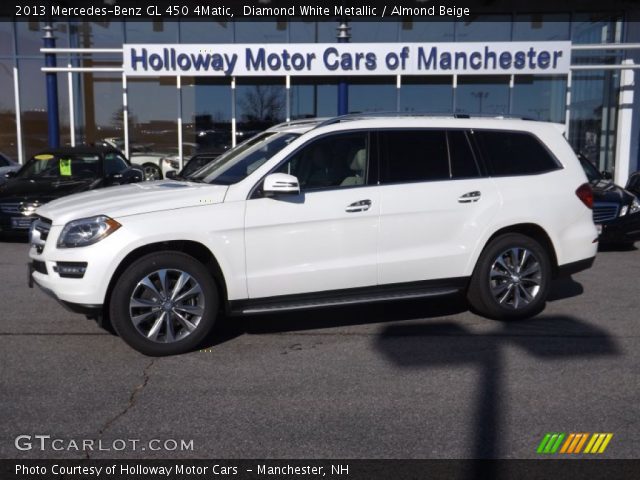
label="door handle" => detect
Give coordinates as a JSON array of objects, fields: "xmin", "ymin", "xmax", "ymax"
[
  {"xmin": 345, "ymin": 199, "xmax": 372, "ymax": 213},
  {"xmin": 458, "ymin": 191, "xmax": 481, "ymax": 203}
]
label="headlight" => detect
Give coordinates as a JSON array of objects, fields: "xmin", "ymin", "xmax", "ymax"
[
  {"xmin": 57, "ymin": 215, "xmax": 121, "ymax": 248},
  {"xmin": 629, "ymin": 197, "xmax": 640, "ymax": 215}
]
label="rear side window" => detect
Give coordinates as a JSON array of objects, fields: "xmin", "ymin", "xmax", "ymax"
[
  {"xmin": 380, "ymin": 130, "xmax": 449, "ymax": 183},
  {"xmin": 448, "ymin": 131, "xmax": 480, "ymax": 179},
  {"xmin": 474, "ymin": 131, "xmax": 560, "ymax": 176}
]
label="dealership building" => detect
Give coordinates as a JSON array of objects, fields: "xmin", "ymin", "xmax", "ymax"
[{"xmin": 1, "ymin": 14, "xmax": 640, "ymax": 184}]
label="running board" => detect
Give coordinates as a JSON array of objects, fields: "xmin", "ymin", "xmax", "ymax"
[{"xmin": 228, "ymin": 280, "xmax": 467, "ymax": 315}]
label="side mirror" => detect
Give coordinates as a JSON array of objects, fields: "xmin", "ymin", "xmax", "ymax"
[
  {"xmin": 601, "ymin": 171, "xmax": 612, "ymax": 180},
  {"xmin": 5, "ymin": 171, "xmax": 16, "ymax": 179},
  {"xmin": 165, "ymin": 170, "xmax": 178, "ymax": 179},
  {"xmin": 263, "ymin": 173, "xmax": 300, "ymax": 196},
  {"xmin": 121, "ymin": 167, "xmax": 144, "ymax": 184}
]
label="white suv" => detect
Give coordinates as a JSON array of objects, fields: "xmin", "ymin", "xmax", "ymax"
[{"xmin": 28, "ymin": 115, "xmax": 598, "ymax": 356}]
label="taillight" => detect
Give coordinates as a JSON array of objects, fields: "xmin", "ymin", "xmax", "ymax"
[{"xmin": 576, "ymin": 183, "xmax": 593, "ymax": 209}]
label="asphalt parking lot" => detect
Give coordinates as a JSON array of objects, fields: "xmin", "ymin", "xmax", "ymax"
[{"xmin": 1, "ymin": 238, "xmax": 639, "ymax": 460}]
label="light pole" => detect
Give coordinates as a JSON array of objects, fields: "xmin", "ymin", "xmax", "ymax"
[
  {"xmin": 336, "ymin": 19, "xmax": 350, "ymax": 115},
  {"xmin": 43, "ymin": 21, "xmax": 60, "ymax": 148},
  {"xmin": 471, "ymin": 91, "xmax": 489, "ymax": 115}
]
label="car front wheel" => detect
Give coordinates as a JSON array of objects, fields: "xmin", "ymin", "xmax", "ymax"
[
  {"xmin": 467, "ymin": 233, "xmax": 551, "ymax": 320},
  {"xmin": 110, "ymin": 252, "xmax": 218, "ymax": 356}
]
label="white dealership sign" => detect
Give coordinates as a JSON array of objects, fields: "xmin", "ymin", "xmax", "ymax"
[{"xmin": 123, "ymin": 42, "xmax": 571, "ymax": 77}]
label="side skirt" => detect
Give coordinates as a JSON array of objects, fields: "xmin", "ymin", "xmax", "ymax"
[{"xmin": 227, "ymin": 277, "xmax": 469, "ymax": 315}]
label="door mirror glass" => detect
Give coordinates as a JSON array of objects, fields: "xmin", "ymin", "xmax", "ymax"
[
  {"xmin": 121, "ymin": 167, "xmax": 144, "ymax": 184},
  {"xmin": 263, "ymin": 173, "xmax": 300, "ymax": 195}
]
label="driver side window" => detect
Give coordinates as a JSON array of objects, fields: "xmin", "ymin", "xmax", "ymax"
[
  {"xmin": 104, "ymin": 153, "xmax": 129, "ymax": 176},
  {"xmin": 276, "ymin": 132, "xmax": 369, "ymax": 191}
]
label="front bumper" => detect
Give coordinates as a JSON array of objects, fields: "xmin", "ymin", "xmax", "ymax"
[
  {"xmin": 28, "ymin": 261, "xmax": 103, "ymax": 316},
  {"xmin": 598, "ymin": 212, "xmax": 640, "ymax": 244}
]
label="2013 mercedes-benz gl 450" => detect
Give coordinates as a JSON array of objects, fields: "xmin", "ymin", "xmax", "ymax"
[{"xmin": 28, "ymin": 115, "xmax": 598, "ymax": 356}]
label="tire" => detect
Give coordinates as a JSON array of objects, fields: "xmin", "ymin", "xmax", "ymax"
[
  {"xmin": 109, "ymin": 252, "xmax": 218, "ymax": 356},
  {"xmin": 467, "ymin": 233, "xmax": 551, "ymax": 320},
  {"xmin": 142, "ymin": 163, "xmax": 162, "ymax": 181}
]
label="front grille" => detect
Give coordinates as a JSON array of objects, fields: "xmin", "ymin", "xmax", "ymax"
[
  {"xmin": 0, "ymin": 202, "xmax": 21, "ymax": 214},
  {"xmin": 593, "ymin": 203, "xmax": 619, "ymax": 223}
]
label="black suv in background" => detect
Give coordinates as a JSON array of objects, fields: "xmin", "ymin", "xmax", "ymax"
[
  {"xmin": 0, "ymin": 146, "xmax": 143, "ymax": 236},
  {"xmin": 579, "ymin": 155, "xmax": 640, "ymax": 246}
]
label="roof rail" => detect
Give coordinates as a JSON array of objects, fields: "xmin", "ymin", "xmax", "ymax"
[{"xmin": 313, "ymin": 111, "xmax": 530, "ymax": 129}]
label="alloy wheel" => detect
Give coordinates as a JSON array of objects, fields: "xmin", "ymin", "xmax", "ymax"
[
  {"xmin": 489, "ymin": 247, "xmax": 542, "ymax": 309},
  {"xmin": 129, "ymin": 269, "xmax": 205, "ymax": 343}
]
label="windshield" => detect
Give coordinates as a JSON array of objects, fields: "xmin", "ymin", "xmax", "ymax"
[
  {"xmin": 579, "ymin": 155, "xmax": 602, "ymax": 183},
  {"xmin": 16, "ymin": 153, "xmax": 101, "ymax": 180},
  {"xmin": 192, "ymin": 132, "xmax": 300, "ymax": 185}
]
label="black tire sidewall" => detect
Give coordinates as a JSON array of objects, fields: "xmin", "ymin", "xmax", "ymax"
[
  {"xmin": 110, "ymin": 252, "xmax": 218, "ymax": 356},
  {"xmin": 468, "ymin": 233, "xmax": 551, "ymax": 320}
]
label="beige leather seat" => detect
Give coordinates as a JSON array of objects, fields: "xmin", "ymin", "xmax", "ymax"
[{"xmin": 341, "ymin": 149, "xmax": 366, "ymax": 186}]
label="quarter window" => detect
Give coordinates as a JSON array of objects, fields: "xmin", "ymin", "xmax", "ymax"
[
  {"xmin": 276, "ymin": 132, "xmax": 369, "ymax": 190},
  {"xmin": 474, "ymin": 131, "xmax": 560, "ymax": 176}
]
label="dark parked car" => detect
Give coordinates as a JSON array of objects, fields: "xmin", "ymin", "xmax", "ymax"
[
  {"xmin": 579, "ymin": 155, "xmax": 640, "ymax": 246},
  {"xmin": 0, "ymin": 146, "xmax": 143, "ymax": 235},
  {"xmin": 0, "ymin": 152, "xmax": 21, "ymax": 186},
  {"xmin": 626, "ymin": 170, "xmax": 640, "ymax": 198},
  {"xmin": 165, "ymin": 152, "xmax": 223, "ymax": 180}
]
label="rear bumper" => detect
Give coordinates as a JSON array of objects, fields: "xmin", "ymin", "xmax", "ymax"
[{"xmin": 599, "ymin": 213, "xmax": 640, "ymax": 244}]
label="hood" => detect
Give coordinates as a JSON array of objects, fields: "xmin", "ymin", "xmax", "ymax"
[
  {"xmin": 0, "ymin": 177, "xmax": 97, "ymax": 204},
  {"xmin": 35, "ymin": 180, "xmax": 228, "ymax": 226},
  {"xmin": 590, "ymin": 179, "xmax": 635, "ymax": 204}
]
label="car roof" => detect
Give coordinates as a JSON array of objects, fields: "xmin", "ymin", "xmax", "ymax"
[{"xmin": 31, "ymin": 145, "xmax": 122, "ymax": 157}]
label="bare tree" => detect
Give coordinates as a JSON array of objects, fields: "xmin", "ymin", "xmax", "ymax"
[{"xmin": 239, "ymin": 85, "xmax": 284, "ymax": 123}]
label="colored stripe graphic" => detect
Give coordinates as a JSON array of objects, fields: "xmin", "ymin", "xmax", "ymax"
[
  {"xmin": 540, "ymin": 433, "xmax": 613, "ymax": 454},
  {"xmin": 537, "ymin": 433, "xmax": 565, "ymax": 454},
  {"xmin": 584, "ymin": 433, "xmax": 613, "ymax": 454}
]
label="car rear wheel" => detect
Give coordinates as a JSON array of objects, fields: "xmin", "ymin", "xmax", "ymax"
[
  {"xmin": 142, "ymin": 163, "xmax": 162, "ymax": 181},
  {"xmin": 467, "ymin": 233, "xmax": 551, "ymax": 320},
  {"xmin": 110, "ymin": 252, "xmax": 218, "ymax": 356}
]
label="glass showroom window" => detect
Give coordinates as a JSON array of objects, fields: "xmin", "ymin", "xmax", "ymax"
[
  {"xmin": 181, "ymin": 77, "xmax": 232, "ymax": 153},
  {"xmin": 349, "ymin": 77, "xmax": 397, "ymax": 113},
  {"xmin": 0, "ymin": 20, "xmax": 14, "ymax": 56},
  {"xmin": 179, "ymin": 20, "xmax": 234, "ymax": 43},
  {"xmin": 17, "ymin": 59, "xmax": 70, "ymax": 157},
  {"xmin": 125, "ymin": 20, "xmax": 179, "ymax": 43},
  {"xmin": 128, "ymin": 78, "xmax": 179, "ymax": 155},
  {"xmin": 0, "ymin": 59, "xmax": 17, "ymax": 160},
  {"xmin": 456, "ymin": 76, "xmax": 510, "ymax": 116},
  {"xmin": 512, "ymin": 15, "xmax": 571, "ymax": 41},
  {"xmin": 399, "ymin": 20, "xmax": 454, "ymax": 42},
  {"xmin": 69, "ymin": 21, "xmax": 124, "ymax": 49},
  {"xmin": 512, "ymin": 76, "xmax": 566, "ymax": 122},
  {"xmin": 400, "ymin": 77, "xmax": 453, "ymax": 114},
  {"xmin": 236, "ymin": 79, "xmax": 286, "ymax": 135},
  {"xmin": 235, "ymin": 21, "xmax": 288, "ymax": 43},
  {"xmin": 569, "ymin": 70, "xmax": 619, "ymax": 173},
  {"xmin": 290, "ymin": 78, "xmax": 338, "ymax": 119},
  {"xmin": 350, "ymin": 21, "xmax": 399, "ymax": 42},
  {"xmin": 16, "ymin": 20, "xmax": 68, "ymax": 56},
  {"xmin": 71, "ymin": 71, "xmax": 122, "ymax": 148},
  {"xmin": 454, "ymin": 16, "xmax": 512, "ymax": 41}
]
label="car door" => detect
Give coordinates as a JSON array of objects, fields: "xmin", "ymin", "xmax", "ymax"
[
  {"xmin": 377, "ymin": 129, "xmax": 500, "ymax": 285},
  {"xmin": 244, "ymin": 131, "xmax": 380, "ymax": 299}
]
